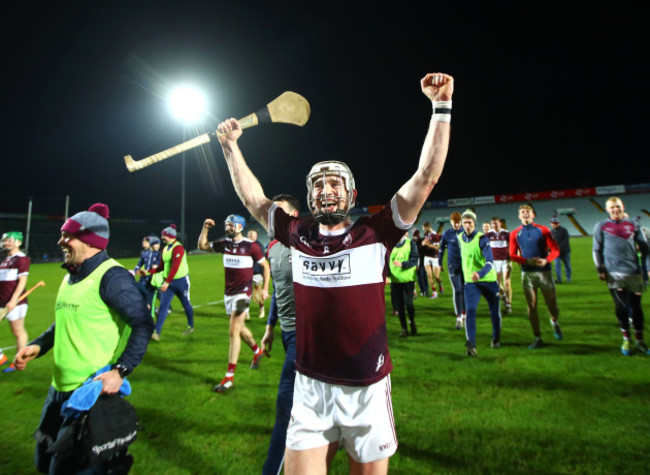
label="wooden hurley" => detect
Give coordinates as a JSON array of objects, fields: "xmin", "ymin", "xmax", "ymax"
[
  {"xmin": 0, "ymin": 280, "xmax": 45, "ymax": 323},
  {"xmin": 124, "ymin": 91, "xmax": 311, "ymax": 172}
]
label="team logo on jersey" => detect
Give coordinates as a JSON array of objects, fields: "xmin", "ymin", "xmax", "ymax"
[
  {"xmin": 299, "ymin": 236, "xmax": 311, "ymax": 248},
  {"xmin": 224, "ymin": 256, "xmax": 240, "ymax": 266},
  {"xmin": 375, "ymin": 354, "xmax": 385, "ymax": 372},
  {"xmin": 55, "ymin": 300, "xmax": 80, "ymax": 313},
  {"xmin": 299, "ymin": 254, "xmax": 351, "ymax": 282},
  {"xmin": 343, "ymin": 234, "xmax": 353, "ymax": 247}
]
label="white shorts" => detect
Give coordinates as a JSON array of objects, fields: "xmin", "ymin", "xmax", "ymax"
[
  {"xmin": 252, "ymin": 274, "xmax": 263, "ymax": 286},
  {"xmin": 493, "ymin": 260, "xmax": 512, "ymax": 274},
  {"xmin": 424, "ymin": 256, "xmax": 439, "ymax": 268},
  {"xmin": 224, "ymin": 293, "xmax": 250, "ymax": 316},
  {"xmin": 3, "ymin": 303, "xmax": 27, "ymax": 322},
  {"xmin": 287, "ymin": 372, "xmax": 398, "ymax": 463}
]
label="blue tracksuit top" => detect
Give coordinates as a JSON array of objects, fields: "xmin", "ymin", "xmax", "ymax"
[
  {"xmin": 439, "ymin": 227, "xmax": 462, "ymax": 270},
  {"xmin": 510, "ymin": 223, "xmax": 559, "ymax": 272}
]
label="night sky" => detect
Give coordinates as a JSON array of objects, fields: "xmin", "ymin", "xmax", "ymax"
[{"xmin": 2, "ymin": 2, "xmax": 645, "ymax": 227}]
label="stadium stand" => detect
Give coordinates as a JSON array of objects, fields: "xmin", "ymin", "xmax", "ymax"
[
  {"xmin": 417, "ymin": 193, "xmax": 650, "ymax": 237},
  {"xmin": 2, "ymin": 188, "xmax": 648, "ymax": 261}
]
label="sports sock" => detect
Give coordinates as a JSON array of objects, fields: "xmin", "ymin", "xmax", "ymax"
[
  {"xmin": 226, "ymin": 363, "xmax": 237, "ymax": 378},
  {"xmin": 252, "ymin": 344, "xmax": 261, "ymax": 355}
]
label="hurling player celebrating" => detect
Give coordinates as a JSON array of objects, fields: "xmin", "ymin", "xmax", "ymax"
[{"xmin": 215, "ymin": 72, "xmax": 453, "ymax": 474}]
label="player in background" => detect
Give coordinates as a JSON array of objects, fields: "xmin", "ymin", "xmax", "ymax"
[
  {"xmin": 261, "ymin": 194, "xmax": 300, "ymax": 475},
  {"xmin": 439, "ymin": 212, "xmax": 466, "ymax": 329},
  {"xmin": 509, "ymin": 204, "xmax": 562, "ymax": 349},
  {"xmin": 489, "ymin": 216, "xmax": 512, "ymax": 314},
  {"xmin": 458, "ymin": 210, "xmax": 501, "ymax": 356},
  {"xmin": 550, "ymin": 216, "xmax": 572, "ymax": 284},
  {"xmin": 0, "ymin": 231, "xmax": 30, "ymax": 373},
  {"xmin": 593, "ymin": 196, "xmax": 650, "ymax": 355},
  {"xmin": 133, "ymin": 235, "xmax": 157, "ymax": 311},
  {"xmin": 146, "ymin": 225, "xmax": 195, "ymax": 340},
  {"xmin": 215, "ymin": 72, "xmax": 453, "ymax": 474},
  {"xmin": 422, "ymin": 221, "xmax": 443, "ymax": 297},
  {"xmin": 198, "ymin": 214, "xmax": 270, "ymax": 393},
  {"xmin": 248, "ymin": 229, "xmax": 267, "ymax": 319},
  {"xmin": 389, "ymin": 231, "xmax": 420, "ymax": 337},
  {"xmin": 411, "ymin": 229, "xmax": 430, "ymax": 297}
]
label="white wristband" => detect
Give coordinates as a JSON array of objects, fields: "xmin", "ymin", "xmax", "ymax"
[{"xmin": 432, "ymin": 100, "xmax": 452, "ymax": 122}]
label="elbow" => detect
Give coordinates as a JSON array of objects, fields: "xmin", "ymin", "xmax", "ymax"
[{"xmin": 420, "ymin": 174, "xmax": 439, "ymax": 195}]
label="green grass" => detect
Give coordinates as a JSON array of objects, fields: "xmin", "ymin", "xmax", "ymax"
[{"xmin": 1, "ymin": 237, "xmax": 649, "ymax": 474}]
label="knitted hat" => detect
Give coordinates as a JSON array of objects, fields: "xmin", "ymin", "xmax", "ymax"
[
  {"xmin": 149, "ymin": 235, "xmax": 161, "ymax": 245},
  {"xmin": 161, "ymin": 224, "xmax": 177, "ymax": 240},
  {"xmin": 461, "ymin": 209, "xmax": 477, "ymax": 223},
  {"xmin": 2, "ymin": 231, "xmax": 23, "ymax": 242},
  {"xmin": 61, "ymin": 203, "xmax": 110, "ymax": 250}
]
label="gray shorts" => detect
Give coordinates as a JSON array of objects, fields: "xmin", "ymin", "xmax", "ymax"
[
  {"xmin": 522, "ymin": 270, "xmax": 555, "ymax": 291},
  {"xmin": 607, "ymin": 273, "xmax": 646, "ymax": 293}
]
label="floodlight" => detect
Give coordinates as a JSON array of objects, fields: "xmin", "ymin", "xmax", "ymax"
[{"xmin": 168, "ymin": 86, "xmax": 207, "ymax": 123}]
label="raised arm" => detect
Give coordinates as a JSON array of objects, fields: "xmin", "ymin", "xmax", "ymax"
[
  {"xmin": 198, "ymin": 219, "xmax": 216, "ymax": 251},
  {"xmin": 396, "ymin": 73, "xmax": 454, "ymax": 225},
  {"xmin": 217, "ymin": 119, "xmax": 273, "ymax": 230}
]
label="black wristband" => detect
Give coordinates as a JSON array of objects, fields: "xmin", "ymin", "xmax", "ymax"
[{"xmin": 112, "ymin": 363, "xmax": 131, "ymax": 378}]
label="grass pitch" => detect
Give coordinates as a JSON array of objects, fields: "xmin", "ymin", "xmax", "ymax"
[{"xmin": 1, "ymin": 237, "xmax": 649, "ymax": 474}]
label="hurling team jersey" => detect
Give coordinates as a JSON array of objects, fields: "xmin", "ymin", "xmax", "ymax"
[
  {"xmin": 0, "ymin": 252, "xmax": 30, "ymax": 306},
  {"xmin": 210, "ymin": 238, "xmax": 265, "ymax": 296},
  {"xmin": 422, "ymin": 231, "xmax": 440, "ymax": 257},
  {"xmin": 487, "ymin": 229, "xmax": 510, "ymax": 261},
  {"xmin": 269, "ymin": 196, "xmax": 409, "ymax": 386}
]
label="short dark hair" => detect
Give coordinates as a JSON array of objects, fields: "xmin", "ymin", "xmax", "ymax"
[
  {"xmin": 272, "ymin": 194, "xmax": 300, "ymax": 212},
  {"xmin": 491, "ymin": 216, "xmax": 500, "ymax": 221}
]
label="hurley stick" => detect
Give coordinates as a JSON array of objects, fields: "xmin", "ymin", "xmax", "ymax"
[
  {"xmin": 0, "ymin": 280, "xmax": 45, "ymax": 323},
  {"xmin": 124, "ymin": 91, "xmax": 311, "ymax": 173}
]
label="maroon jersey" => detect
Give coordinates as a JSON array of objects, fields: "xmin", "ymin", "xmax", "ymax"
[
  {"xmin": 210, "ymin": 238, "xmax": 265, "ymax": 297},
  {"xmin": 0, "ymin": 252, "xmax": 30, "ymax": 306},
  {"xmin": 488, "ymin": 229, "xmax": 510, "ymax": 260},
  {"xmin": 422, "ymin": 231, "xmax": 440, "ymax": 257},
  {"xmin": 270, "ymin": 197, "xmax": 408, "ymax": 386}
]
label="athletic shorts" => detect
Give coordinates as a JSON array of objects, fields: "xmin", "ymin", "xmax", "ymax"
[
  {"xmin": 4, "ymin": 303, "xmax": 27, "ymax": 322},
  {"xmin": 522, "ymin": 270, "xmax": 555, "ymax": 292},
  {"xmin": 493, "ymin": 260, "xmax": 512, "ymax": 274},
  {"xmin": 287, "ymin": 372, "xmax": 398, "ymax": 463},
  {"xmin": 252, "ymin": 274, "xmax": 263, "ymax": 286},
  {"xmin": 424, "ymin": 256, "xmax": 439, "ymax": 268},
  {"xmin": 607, "ymin": 273, "xmax": 646, "ymax": 293},
  {"xmin": 224, "ymin": 293, "xmax": 250, "ymax": 316}
]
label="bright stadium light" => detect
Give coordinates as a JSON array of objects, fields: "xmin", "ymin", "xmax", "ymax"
[
  {"xmin": 167, "ymin": 84, "xmax": 208, "ymax": 245},
  {"xmin": 168, "ymin": 86, "xmax": 207, "ymax": 123}
]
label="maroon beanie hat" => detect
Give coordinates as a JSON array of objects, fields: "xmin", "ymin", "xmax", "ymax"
[
  {"xmin": 61, "ymin": 203, "xmax": 110, "ymax": 250},
  {"xmin": 161, "ymin": 224, "xmax": 177, "ymax": 240}
]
